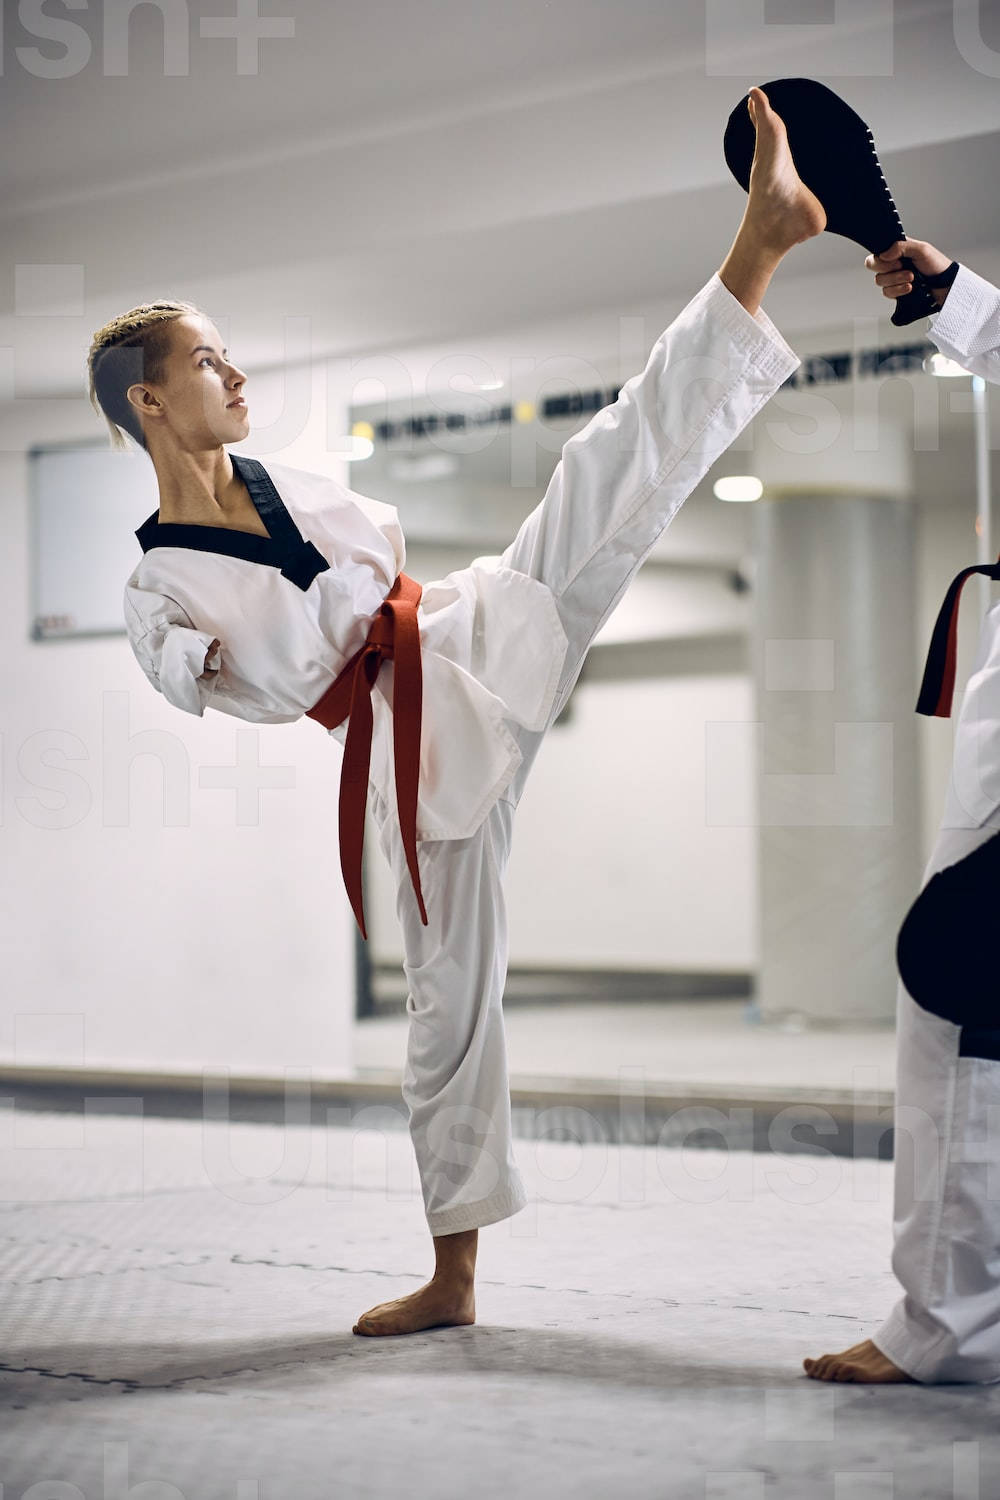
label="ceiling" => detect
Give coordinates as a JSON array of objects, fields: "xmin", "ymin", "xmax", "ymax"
[{"xmin": 3, "ymin": 0, "xmax": 1000, "ymax": 479}]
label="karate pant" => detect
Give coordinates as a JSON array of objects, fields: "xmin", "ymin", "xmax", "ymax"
[
  {"xmin": 370, "ymin": 274, "xmax": 798, "ymax": 1236},
  {"xmin": 872, "ymin": 819, "xmax": 1000, "ymax": 1384}
]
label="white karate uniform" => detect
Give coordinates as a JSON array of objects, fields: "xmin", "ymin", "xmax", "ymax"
[
  {"xmin": 871, "ymin": 264, "xmax": 1000, "ymax": 1382},
  {"xmin": 124, "ymin": 271, "xmax": 800, "ymax": 1235}
]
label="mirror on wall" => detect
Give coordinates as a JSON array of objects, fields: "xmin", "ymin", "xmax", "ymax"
[{"xmin": 29, "ymin": 439, "xmax": 157, "ymax": 641}]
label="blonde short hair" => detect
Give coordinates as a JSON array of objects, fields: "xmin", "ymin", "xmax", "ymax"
[{"xmin": 87, "ymin": 299, "xmax": 202, "ymax": 452}]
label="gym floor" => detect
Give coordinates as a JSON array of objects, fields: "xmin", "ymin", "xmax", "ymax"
[{"xmin": 2, "ymin": 1093, "xmax": 995, "ymax": 1499}]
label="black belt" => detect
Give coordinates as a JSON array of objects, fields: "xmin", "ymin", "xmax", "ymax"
[{"xmin": 916, "ymin": 559, "xmax": 1000, "ymax": 717}]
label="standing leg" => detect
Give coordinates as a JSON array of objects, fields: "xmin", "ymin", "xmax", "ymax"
[
  {"xmin": 353, "ymin": 794, "xmax": 522, "ymax": 1336},
  {"xmin": 806, "ymin": 823, "xmax": 1000, "ymax": 1383}
]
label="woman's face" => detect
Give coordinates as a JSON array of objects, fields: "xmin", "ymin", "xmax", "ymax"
[{"xmin": 131, "ymin": 313, "xmax": 250, "ymax": 450}]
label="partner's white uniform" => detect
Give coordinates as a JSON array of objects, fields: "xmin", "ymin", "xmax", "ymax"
[
  {"xmin": 124, "ymin": 272, "xmax": 799, "ymax": 1235},
  {"xmin": 871, "ymin": 264, "xmax": 1000, "ymax": 1383}
]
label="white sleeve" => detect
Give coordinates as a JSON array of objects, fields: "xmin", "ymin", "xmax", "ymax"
[
  {"xmin": 123, "ymin": 583, "xmax": 224, "ymax": 717},
  {"xmin": 927, "ymin": 264, "xmax": 1000, "ymax": 385},
  {"xmin": 348, "ymin": 489, "xmax": 406, "ymax": 576}
]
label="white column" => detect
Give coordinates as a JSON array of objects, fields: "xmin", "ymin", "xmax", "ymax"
[{"xmin": 749, "ymin": 407, "xmax": 922, "ymax": 1026}]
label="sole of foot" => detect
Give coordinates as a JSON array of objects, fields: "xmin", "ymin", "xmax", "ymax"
[{"xmin": 746, "ymin": 85, "xmax": 827, "ymax": 249}]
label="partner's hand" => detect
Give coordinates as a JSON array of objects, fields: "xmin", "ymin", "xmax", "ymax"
[{"xmin": 864, "ymin": 238, "xmax": 952, "ymax": 300}]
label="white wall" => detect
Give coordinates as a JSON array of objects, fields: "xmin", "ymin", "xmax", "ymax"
[
  {"xmin": 503, "ymin": 671, "xmax": 758, "ymax": 970},
  {"xmin": 0, "ymin": 373, "xmax": 358, "ymax": 1080}
]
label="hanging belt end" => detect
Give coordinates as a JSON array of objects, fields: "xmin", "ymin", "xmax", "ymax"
[
  {"xmin": 347, "ymin": 887, "xmax": 369, "ymax": 942},
  {"xmin": 411, "ymin": 875, "xmax": 429, "ymax": 928},
  {"xmin": 915, "ymin": 685, "xmax": 953, "ymax": 718}
]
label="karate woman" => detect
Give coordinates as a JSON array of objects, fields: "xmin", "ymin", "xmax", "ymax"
[
  {"xmin": 93, "ymin": 88, "xmax": 821, "ymax": 1338},
  {"xmin": 806, "ymin": 241, "xmax": 1000, "ymax": 1384}
]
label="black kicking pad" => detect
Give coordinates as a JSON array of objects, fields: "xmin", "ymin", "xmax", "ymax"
[{"xmin": 723, "ymin": 77, "xmax": 939, "ymax": 327}]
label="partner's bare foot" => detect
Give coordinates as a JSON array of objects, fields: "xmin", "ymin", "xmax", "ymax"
[
  {"xmin": 804, "ymin": 1338, "xmax": 914, "ymax": 1383},
  {"xmin": 353, "ymin": 1276, "xmax": 475, "ymax": 1337},
  {"xmin": 745, "ymin": 86, "xmax": 827, "ymax": 253}
]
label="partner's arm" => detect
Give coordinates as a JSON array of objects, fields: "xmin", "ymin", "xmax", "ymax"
[{"xmin": 867, "ymin": 238, "xmax": 1000, "ymax": 387}]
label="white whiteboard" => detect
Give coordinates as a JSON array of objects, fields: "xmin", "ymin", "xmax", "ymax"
[{"xmin": 30, "ymin": 440, "xmax": 158, "ymax": 640}]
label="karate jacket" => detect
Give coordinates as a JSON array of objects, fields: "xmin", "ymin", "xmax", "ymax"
[
  {"xmin": 124, "ymin": 455, "xmax": 567, "ymax": 841},
  {"xmin": 123, "ymin": 271, "xmax": 800, "ymax": 843},
  {"xmin": 922, "ymin": 263, "xmax": 1000, "ymax": 831}
]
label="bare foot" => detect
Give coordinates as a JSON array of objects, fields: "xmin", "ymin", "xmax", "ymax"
[
  {"xmin": 803, "ymin": 1338, "xmax": 914, "ymax": 1383},
  {"xmin": 353, "ymin": 1276, "xmax": 475, "ymax": 1337},
  {"xmin": 744, "ymin": 86, "xmax": 827, "ymax": 253},
  {"xmin": 717, "ymin": 87, "xmax": 827, "ymax": 314}
]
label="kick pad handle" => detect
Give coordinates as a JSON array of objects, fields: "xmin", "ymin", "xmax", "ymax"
[{"xmin": 890, "ymin": 255, "xmax": 943, "ymax": 327}]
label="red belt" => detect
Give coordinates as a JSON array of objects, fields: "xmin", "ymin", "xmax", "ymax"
[
  {"xmin": 916, "ymin": 556, "xmax": 1000, "ymax": 718},
  {"xmin": 305, "ymin": 573, "xmax": 428, "ymax": 940}
]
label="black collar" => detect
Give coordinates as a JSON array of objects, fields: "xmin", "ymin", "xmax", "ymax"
[{"xmin": 134, "ymin": 453, "xmax": 331, "ymax": 592}]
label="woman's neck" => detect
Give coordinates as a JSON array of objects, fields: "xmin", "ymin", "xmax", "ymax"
[{"xmin": 154, "ymin": 448, "xmax": 238, "ymax": 524}]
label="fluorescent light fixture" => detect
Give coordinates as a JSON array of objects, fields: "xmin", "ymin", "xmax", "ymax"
[
  {"xmin": 923, "ymin": 352, "xmax": 972, "ymax": 378},
  {"xmin": 713, "ymin": 474, "xmax": 763, "ymax": 503}
]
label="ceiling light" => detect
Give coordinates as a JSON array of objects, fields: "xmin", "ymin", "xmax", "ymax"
[{"xmin": 713, "ymin": 475, "xmax": 763, "ymax": 503}]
